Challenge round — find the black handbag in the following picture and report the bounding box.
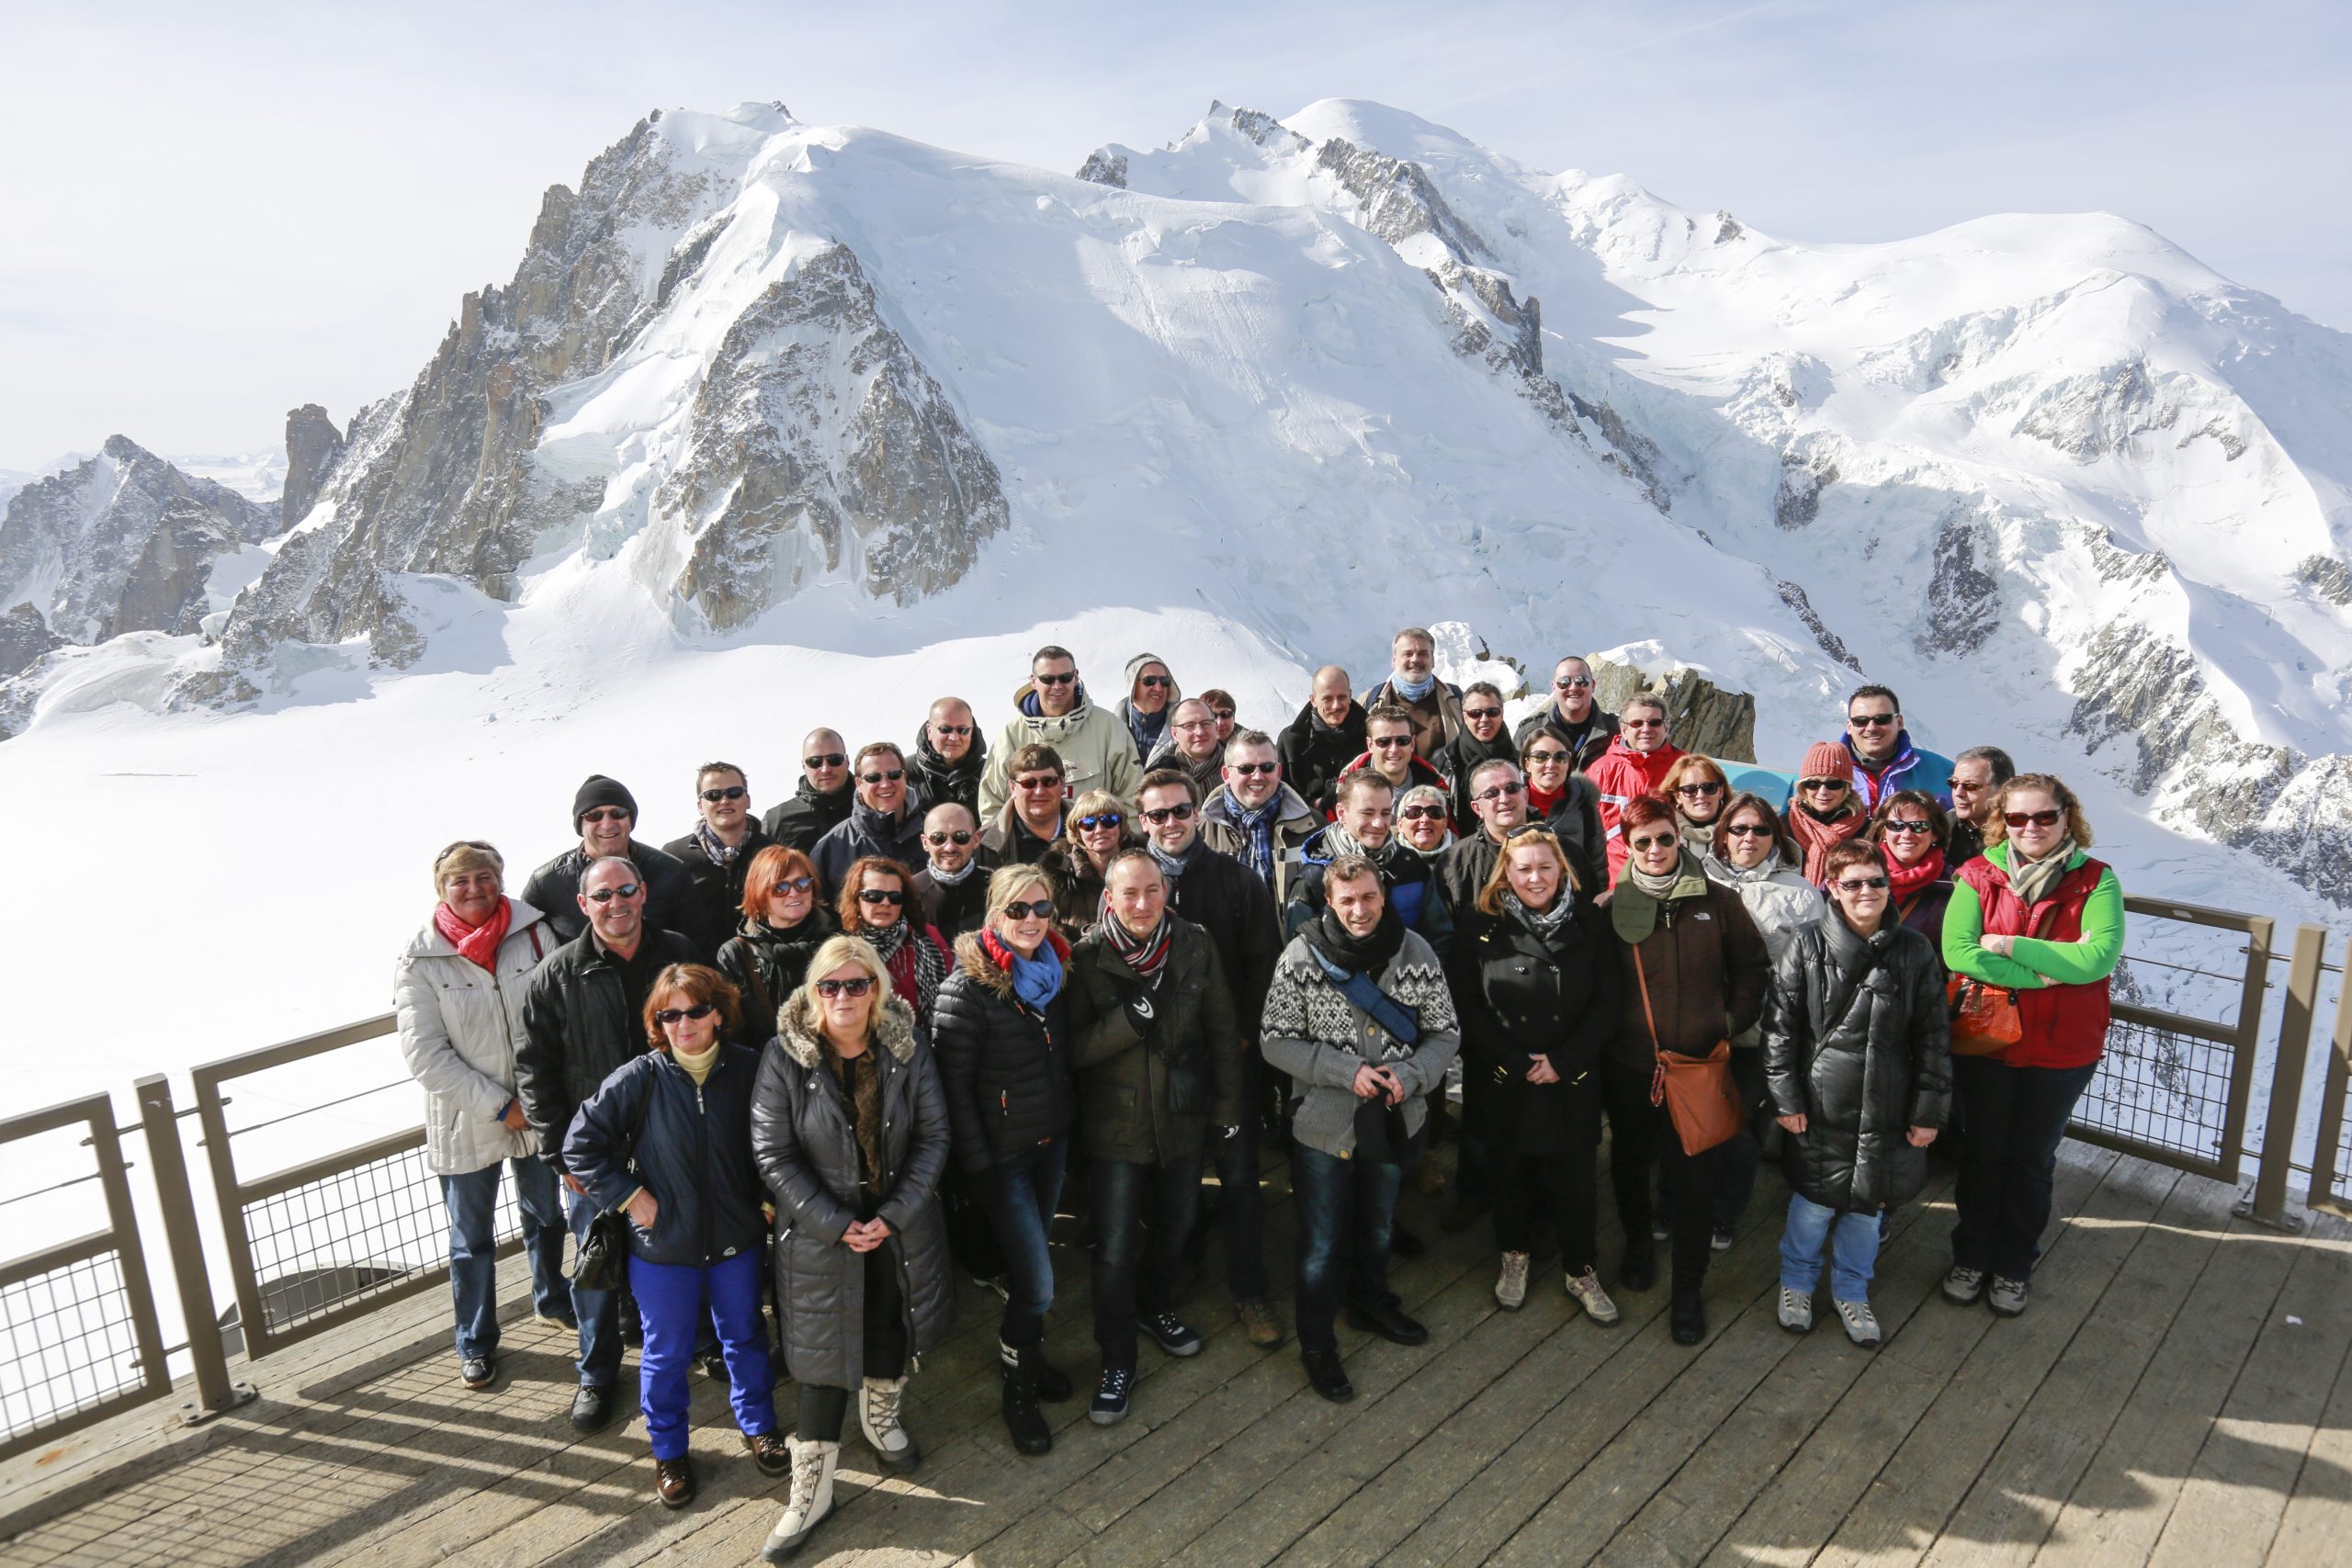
[571,1210,628,1292]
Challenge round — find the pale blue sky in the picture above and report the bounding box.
[2,0,2344,471]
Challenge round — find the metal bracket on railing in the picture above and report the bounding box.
[134,1076,258,1423]
[2235,925,2328,1232]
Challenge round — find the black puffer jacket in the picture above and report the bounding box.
[1278,699,1366,818]
[1450,899,1620,1154]
[752,990,956,1388]
[515,928,697,1170]
[763,777,854,852]
[930,932,1075,1173]
[562,1043,768,1268]
[910,724,986,817]
[661,823,775,957]
[521,840,712,957]
[1762,916,1952,1213]
[811,801,929,896]
[715,908,842,1044]
[1063,915,1243,1165]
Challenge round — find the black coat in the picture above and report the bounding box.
[562,1043,768,1267]
[1440,728,1519,827]
[810,801,928,895]
[516,927,698,1171]
[909,726,987,818]
[930,934,1076,1173]
[1278,700,1366,818]
[915,859,995,939]
[1451,901,1620,1153]
[1285,830,1453,956]
[763,777,854,852]
[715,907,842,1044]
[660,823,774,958]
[1512,706,1621,773]
[1163,840,1283,1044]
[521,839,712,959]
[1761,917,1952,1213]
[1436,787,1605,930]
[1063,916,1244,1165]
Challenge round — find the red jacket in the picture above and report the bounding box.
[1951,852,2118,1069]
[1588,737,1686,878]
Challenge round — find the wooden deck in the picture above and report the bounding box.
[4,1140,2348,1567]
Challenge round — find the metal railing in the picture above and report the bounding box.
[0,1096,168,1461]
[2300,931,2352,1222]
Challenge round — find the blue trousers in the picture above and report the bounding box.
[986,1139,1068,1348]
[563,1185,626,1387]
[439,1156,566,1361]
[1779,1192,1883,1303]
[1093,1154,1204,1371]
[1292,1138,1413,1356]
[629,1250,776,1461]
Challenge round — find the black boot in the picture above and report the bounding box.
[1669,1291,1706,1346]
[999,1342,1052,1455]
[1620,1239,1657,1292]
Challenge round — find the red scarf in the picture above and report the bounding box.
[979,926,1071,971]
[1885,847,1948,901]
[1527,782,1565,818]
[435,897,513,972]
[1785,805,1865,886]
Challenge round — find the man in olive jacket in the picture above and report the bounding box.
[1064,851,1244,1422]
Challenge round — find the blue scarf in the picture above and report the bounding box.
[1232,796,1279,885]
[1010,945,1063,1010]
[1390,670,1437,703]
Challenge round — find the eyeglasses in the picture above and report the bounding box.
[1525,749,1570,766]
[1229,761,1278,776]
[932,723,973,737]
[581,807,631,824]
[1136,674,1173,689]
[654,1002,717,1025]
[1370,735,1414,750]
[1475,780,1525,802]
[772,875,816,895]
[857,888,906,906]
[1140,803,1196,824]
[2004,809,2064,829]
[1800,779,1849,793]
[1035,671,1078,686]
[1627,833,1679,852]
[1399,805,1447,821]
[924,830,974,847]
[699,784,747,803]
[1881,819,1933,836]
[1002,898,1056,920]
[1554,677,1593,690]
[1463,706,1503,721]
[1849,713,1899,729]
[804,752,847,770]
[1076,813,1125,831]
[434,838,496,867]
[1834,875,1891,893]
[815,977,875,998]
[858,768,906,784]
[1676,781,1724,798]
[583,882,642,902]
[1174,717,1216,730]
[1015,774,1064,792]
[1623,718,1665,729]
[1724,823,1773,839]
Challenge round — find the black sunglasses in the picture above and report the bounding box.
[1369,735,1414,749]
[804,752,847,770]
[1849,713,1899,728]
[1136,674,1173,689]
[857,888,906,906]
[2004,809,2064,828]
[1035,671,1078,685]
[581,807,631,824]
[699,784,747,803]
[815,977,875,998]
[1834,875,1891,892]
[925,829,975,846]
[1554,677,1593,689]
[932,723,973,737]
[1525,749,1570,766]
[1002,898,1056,920]
[1881,819,1933,835]
[1626,833,1679,852]
[1140,803,1196,824]
[1014,774,1064,792]
[1724,823,1773,839]
[654,1002,716,1025]
[859,768,906,784]
[1675,781,1724,798]
[1230,761,1278,776]
[1462,706,1503,721]
[1475,780,1525,802]
[1076,813,1125,830]
[1399,805,1447,821]
[582,882,642,902]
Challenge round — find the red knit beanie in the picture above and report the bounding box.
[1798,741,1852,784]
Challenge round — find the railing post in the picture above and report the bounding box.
[2239,925,2326,1231]
[134,1075,257,1422]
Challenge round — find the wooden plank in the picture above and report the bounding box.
[2267,1224,2352,1567]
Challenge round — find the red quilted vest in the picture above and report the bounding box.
[1955,853,2112,1070]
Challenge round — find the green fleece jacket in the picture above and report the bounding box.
[1942,842,2124,988]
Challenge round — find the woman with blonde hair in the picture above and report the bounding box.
[1040,789,1136,941]
[751,934,954,1557]
[1659,754,1732,855]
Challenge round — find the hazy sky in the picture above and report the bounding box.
[3,0,2345,472]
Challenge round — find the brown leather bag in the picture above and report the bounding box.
[1634,947,1743,1156]
[1947,903,2059,1057]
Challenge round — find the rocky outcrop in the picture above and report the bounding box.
[1919,510,2002,656]
[1316,136,1490,260]
[0,436,277,645]
[1589,658,1758,762]
[2295,553,2352,606]
[1773,448,1837,530]
[659,243,1009,626]
[1773,577,1864,672]
[1075,151,1127,187]
[279,404,345,527]
[0,603,59,678]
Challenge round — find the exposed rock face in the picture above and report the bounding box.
[0,436,277,644]
[1075,151,1127,187]
[1919,510,2002,656]
[1589,657,1758,762]
[659,243,1009,626]
[1316,136,1490,260]
[1773,448,1837,530]
[1773,577,1863,672]
[279,404,345,526]
[0,603,59,678]
[2296,553,2352,606]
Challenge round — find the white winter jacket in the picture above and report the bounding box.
[1703,852,1826,1046]
[395,898,556,1176]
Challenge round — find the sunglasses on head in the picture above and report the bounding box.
[583,882,641,902]
[435,838,496,867]
[804,752,847,770]
[1476,779,1526,801]
[1035,671,1078,686]
[1015,774,1064,792]
[925,829,974,847]
[1834,874,1891,893]
[1676,781,1723,798]
[1229,761,1278,776]
[2004,808,2064,829]
[1463,705,1503,721]
[859,768,906,784]
[815,977,875,998]
[858,888,906,906]
[1370,735,1414,749]
[1525,749,1570,766]
[1627,832,1679,852]
[1076,812,1124,831]
[654,1002,716,1025]
[699,784,746,803]
[581,807,631,824]
[1881,819,1932,836]
[1002,898,1055,920]
[1399,805,1447,821]
[1140,803,1196,824]
[1849,713,1899,729]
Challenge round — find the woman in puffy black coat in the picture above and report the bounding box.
[716,845,841,1043]
[1449,826,1621,1325]
[563,964,781,1511]
[1762,840,1951,1350]
[929,863,1076,1457]
[749,933,953,1559]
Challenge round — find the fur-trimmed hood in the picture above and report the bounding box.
[952,931,1016,998]
[774,986,920,1068]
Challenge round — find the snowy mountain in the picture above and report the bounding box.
[2,98,2347,916]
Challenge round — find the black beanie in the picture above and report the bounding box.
[572,774,638,833]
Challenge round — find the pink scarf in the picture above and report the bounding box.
[435,897,513,973]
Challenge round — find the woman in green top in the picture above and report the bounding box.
[1939,773,2124,1320]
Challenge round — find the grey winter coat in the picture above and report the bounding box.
[394,898,556,1176]
[751,990,956,1388]
[1259,928,1461,1158]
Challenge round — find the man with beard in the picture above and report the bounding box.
[910,697,987,816]
[1279,666,1366,818]
[761,729,855,852]
[1358,627,1463,764]
[912,802,995,939]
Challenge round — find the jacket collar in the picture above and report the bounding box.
[775,987,919,1068]
[406,897,548,959]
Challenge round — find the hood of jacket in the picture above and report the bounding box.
[774,986,920,1068]
[1012,678,1096,728]
[913,722,986,782]
[403,897,549,960]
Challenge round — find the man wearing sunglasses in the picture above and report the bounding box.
[1358,626,1464,763]
[762,728,857,852]
[1279,665,1368,818]
[978,645,1140,819]
[1441,681,1520,828]
[1201,728,1321,906]
[516,855,698,1432]
[1840,684,1954,814]
[913,803,997,940]
[1514,656,1621,773]
[1338,704,1448,808]
[1438,757,1533,918]
[522,773,711,958]
[1586,695,1688,882]
[661,761,774,952]
[812,742,929,895]
[910,696,988,817]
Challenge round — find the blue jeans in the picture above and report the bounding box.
[1779,1191,1883,1303]
[1291,1139,1412,1356]
[986,1139,1067,1348]
[563,1184,626,1387]
[1093,1154,1203,1370]
[439,1156,566,1361]
[628,1250,776,1461]
[1950,1057,2099,1280]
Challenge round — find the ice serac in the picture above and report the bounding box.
[0,436,278,644]
[662,243,1008,627]
[279,404,345,527]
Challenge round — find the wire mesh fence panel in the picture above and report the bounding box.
[0,1250,146,1450]
[2071,1017,2238,1174]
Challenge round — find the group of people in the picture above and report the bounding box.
[394,630,2124,1559]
